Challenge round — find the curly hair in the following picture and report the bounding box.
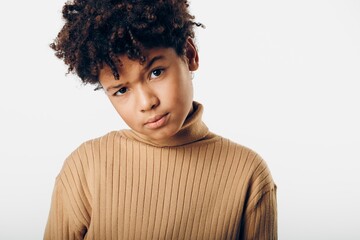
[51,0,203,85]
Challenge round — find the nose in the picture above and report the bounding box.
[138,84,159,112]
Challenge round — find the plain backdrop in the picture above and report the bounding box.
[1,0,359,239]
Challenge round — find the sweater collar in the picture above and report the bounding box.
[120,101,210,147]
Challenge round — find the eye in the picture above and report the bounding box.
[114,87,128,96]
[150,69,164,79]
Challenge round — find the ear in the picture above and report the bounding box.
[185,38,199,71]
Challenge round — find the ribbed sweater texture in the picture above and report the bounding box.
[44,102,277,240]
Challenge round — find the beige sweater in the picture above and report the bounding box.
[44,102,277,240]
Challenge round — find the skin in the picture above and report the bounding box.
[99,38,199,145]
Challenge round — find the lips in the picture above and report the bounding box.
[144,113,169,129]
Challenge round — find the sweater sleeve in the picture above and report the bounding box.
[44,145,91,240]
[239,155,278,240]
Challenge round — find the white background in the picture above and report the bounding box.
[0,0,359,239]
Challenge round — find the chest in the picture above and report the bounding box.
[85,145,248,239]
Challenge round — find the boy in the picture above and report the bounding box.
[45,0,277,239]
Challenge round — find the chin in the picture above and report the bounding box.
[153,126,179,140]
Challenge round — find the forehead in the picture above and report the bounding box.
[99,47,179,79]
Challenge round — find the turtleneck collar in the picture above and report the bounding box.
[119,101,213,147]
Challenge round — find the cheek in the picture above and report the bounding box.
[162,77,193,102]
[110,100,122,115]
[118,109,139,129]
[176,79,193,102]
[110,99,134,124]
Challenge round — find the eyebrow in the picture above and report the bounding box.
[143,55,165,72]
[105,83,124,92]
[104,54,165,92]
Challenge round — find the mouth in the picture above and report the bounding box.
[144,113,169,129]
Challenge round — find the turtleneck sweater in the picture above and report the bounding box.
[44,102,277,240]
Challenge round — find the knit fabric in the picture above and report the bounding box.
[44,102,277,240]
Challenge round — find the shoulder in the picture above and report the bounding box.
[80,130,125,148]
[70,130,131,154]
[215,135,276,192]
[57,130,127,174]
[224,138,277,210]
[213,135,265,163]
[219,137,277,212]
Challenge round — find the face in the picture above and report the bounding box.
[99,39,199,145]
